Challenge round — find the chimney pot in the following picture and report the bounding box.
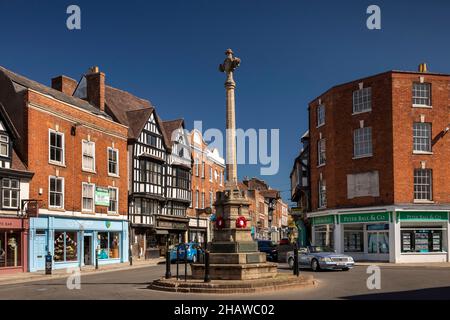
[419,63,428,73]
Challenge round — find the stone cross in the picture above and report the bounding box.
[219,49,241,185]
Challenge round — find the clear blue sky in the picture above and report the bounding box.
[1,0,450,204]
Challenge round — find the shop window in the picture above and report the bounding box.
[2,178,19,209]
[0,134,9,157]
[54,231,78,262]
[401,229,443,253]
[344,226,364,252]
[314,225,334,249]
[0,231,22,268]
[97,232,120,259]
[367,224,389,254]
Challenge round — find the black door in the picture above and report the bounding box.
[84,236,92,265]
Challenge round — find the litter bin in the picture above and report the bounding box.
[45,252,52,275]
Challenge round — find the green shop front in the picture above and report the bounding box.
[309,209,450,263]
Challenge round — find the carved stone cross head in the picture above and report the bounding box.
[219,49,240,84]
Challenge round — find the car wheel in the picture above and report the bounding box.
[342,267,350,271]
[311,259,320,272]
[288,257,294,270]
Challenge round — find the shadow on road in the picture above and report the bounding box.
[343,286,450,300]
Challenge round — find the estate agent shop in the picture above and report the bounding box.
[308,207,450,263]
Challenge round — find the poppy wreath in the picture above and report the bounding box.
[236,216,247,228]
[216,216,225,229]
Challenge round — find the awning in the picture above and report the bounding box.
[155,230,169,235]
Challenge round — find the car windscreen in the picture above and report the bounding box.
[309,246,333,253]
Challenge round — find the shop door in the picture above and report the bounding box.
[84,236,92,265]
[34,233,46,271]
[367,231,390,260]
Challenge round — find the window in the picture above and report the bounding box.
[317,105,325,127]
[414,169,432,201]
[318,179,327,208]
[97,232,120,259]
[413,82,431,106]
[49,177,64,209]
[401,229,443,253]
[0,134,9,157]
[2,179,19,209]
[201,162,205,178]
[82,140,95,172]
[220,171,223,185]
[82,183,95,212]
[139,160,163,185]
[317,139,326,166]
[146,133,158,147]
[353,87,372,113]
[53,231,78,262]
[209,191,213,207]
[107,148,119,176]
[413,123,432,153]
[195,158,199,176]
[49,130,64,164]
[314,225,334,249]
[0,231,22,267]
[209,166,213,182]
[108,187,118,214]
[201,192,205,209]
[354,127,372,158]
[195,190,199,208]
[344,225,364,252]
[172,168,190,190]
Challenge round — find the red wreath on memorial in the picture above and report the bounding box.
[236,216,247,228]
[216,216,225,229]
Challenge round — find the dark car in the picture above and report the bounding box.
[257,240,278,262]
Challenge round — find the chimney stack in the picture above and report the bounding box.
[85,66,105,112]
[419,63,428,73]
[51,75,78,96]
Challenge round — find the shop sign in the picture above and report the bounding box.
[291,207,303,215]
[158,221,187,230]
[311,215,335,226]
[0,218,22,229]
[95,187,110,206]
[339,212,389,224]
[399,212,448,221]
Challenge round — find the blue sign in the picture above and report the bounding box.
[209,214,216,222]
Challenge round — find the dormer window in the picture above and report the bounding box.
[0,134,8,157]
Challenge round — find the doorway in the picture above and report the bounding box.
[366,224,390,261]
[84,236,92,266]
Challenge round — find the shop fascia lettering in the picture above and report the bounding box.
[399,212,448,221]
[339,212,389,224]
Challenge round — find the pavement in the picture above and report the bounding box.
[1,262,450,299]
[0,257,165,286]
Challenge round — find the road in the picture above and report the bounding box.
[1,263,450,300]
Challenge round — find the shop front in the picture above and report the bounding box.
[0,217,28,273]
[309,209,450,263]
[150,215,188,256]
[188,217,208,244]
[28,216,129,272]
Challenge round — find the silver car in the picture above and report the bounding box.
[286,246,354,271]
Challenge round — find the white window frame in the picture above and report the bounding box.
[48,129,65,166]
[209,191,213,207]
[82,140,96,172]
[195,158,199,177]
[49,176,64,209]
[318,179,327,209]
[413,122,432,153]
[82,182,95,213]
[2,178,19,209]
[195,190,199,209]
[412,82,432,107]
[0,134,9,158]
[107,147,119,176]
[353,127,373,158]
[317,105,325,127]
[201,192,205,209]
[209,166,213,182]
[107,186,119,215]
[317,139,326,166]
[414,169,433,202]
[353,87,372,114]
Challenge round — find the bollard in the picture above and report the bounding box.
[176,245,180,280]
[293,245,299,277]
[165,249,172,279]
[184,243,188,282]
[204,250,211,283]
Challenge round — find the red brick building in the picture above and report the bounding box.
[187,129,225,243]
[307,65,450,263]
[0,66,130,271]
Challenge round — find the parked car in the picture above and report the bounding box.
[169,242,203,263]
[286,246,354,271]
[257,240,278,262]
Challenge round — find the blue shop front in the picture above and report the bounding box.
[28,216,129,272]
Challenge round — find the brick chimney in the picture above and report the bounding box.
[51,75,78,96]
[85,66,105,112]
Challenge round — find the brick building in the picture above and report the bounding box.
[307,65,450,263]
[0,66,130,272]
[187,129,225,243]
